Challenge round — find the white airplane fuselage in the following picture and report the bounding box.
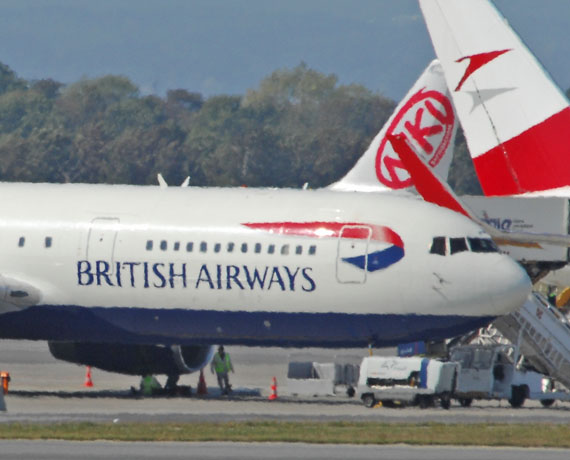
[0,183,530,347]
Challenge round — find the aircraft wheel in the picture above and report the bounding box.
[540,399,555,407]
[458,398,472,407]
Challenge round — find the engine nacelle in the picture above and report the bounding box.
[48,341,215,376]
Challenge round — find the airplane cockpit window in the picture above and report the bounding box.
[146,240,153,251]
[450,237,468,255]
[468,237,499,253]
[429,236,446,256]
[18,237,25,248]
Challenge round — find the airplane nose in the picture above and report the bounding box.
[489,256,532,316]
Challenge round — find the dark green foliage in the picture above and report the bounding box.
[0,60,484,191]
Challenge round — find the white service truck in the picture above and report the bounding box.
[357,356,458,409]
[450,344,559,407]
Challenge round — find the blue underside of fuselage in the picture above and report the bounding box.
[0,305,496,348]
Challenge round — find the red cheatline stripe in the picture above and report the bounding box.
[474,107,570,196]
[242,222,404,248]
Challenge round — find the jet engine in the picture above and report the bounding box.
[48,342,215,376]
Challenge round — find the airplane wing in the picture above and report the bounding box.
[387,134,570,248]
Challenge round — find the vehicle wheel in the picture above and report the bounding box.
[458,398,472,407]
[508,386,526,408]
[346,386,355,398]
[540,399,555,408]
[362,394,376,408]
[418,395,433,409]
[440,394,451,410]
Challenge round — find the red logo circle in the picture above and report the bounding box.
[375,88,454,189]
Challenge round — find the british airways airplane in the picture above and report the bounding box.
[0,60,531,378]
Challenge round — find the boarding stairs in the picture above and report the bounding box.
[491,292,570,389]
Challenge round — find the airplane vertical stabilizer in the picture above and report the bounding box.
[420,0,570,196]
[329,60,457,192]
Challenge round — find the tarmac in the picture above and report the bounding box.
[1,339,570,424]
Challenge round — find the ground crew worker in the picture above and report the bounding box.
[210,345,234,395]
[140,374,162,396]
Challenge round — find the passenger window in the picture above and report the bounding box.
[450,237,468,255]
[160,240,167,251]
[214,243,221,253]
[429,236,446,256]
[186,242,194,252]
[18,237,25,248]
[227,242,235,253]
[45,237,52,248]
[308,245,316,255]
[254,243,262,254]
[241,243,248,253]
[267,244,275,254]
[200,242,207,253]
[295,245,302,255]
[146,240,153,251]
[173,242,180,251]
[281,244,289,255]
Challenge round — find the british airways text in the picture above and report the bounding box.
[77,260,316,292]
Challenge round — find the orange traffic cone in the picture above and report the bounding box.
[197,369,208,395]
[0,372,10,395]
[268,376,278,400]
[83,366,94,388]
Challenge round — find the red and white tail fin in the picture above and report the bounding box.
[329,60,457,192]
[420,0,570,196]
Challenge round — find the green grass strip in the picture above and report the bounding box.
[1,422,570,447]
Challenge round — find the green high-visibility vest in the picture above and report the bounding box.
[213,352,231,373]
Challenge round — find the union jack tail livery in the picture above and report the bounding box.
[420,0,570,196]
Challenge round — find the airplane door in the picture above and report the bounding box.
[336,225,371,283]
[86,217,120,268]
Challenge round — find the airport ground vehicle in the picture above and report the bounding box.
[450,344,560,408]
[357,356,458,409]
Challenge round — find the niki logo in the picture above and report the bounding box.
[375,88,454,189]
[454,49,511,91]
[244,221,405,272]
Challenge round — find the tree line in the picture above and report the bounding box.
[4,60,554,194]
